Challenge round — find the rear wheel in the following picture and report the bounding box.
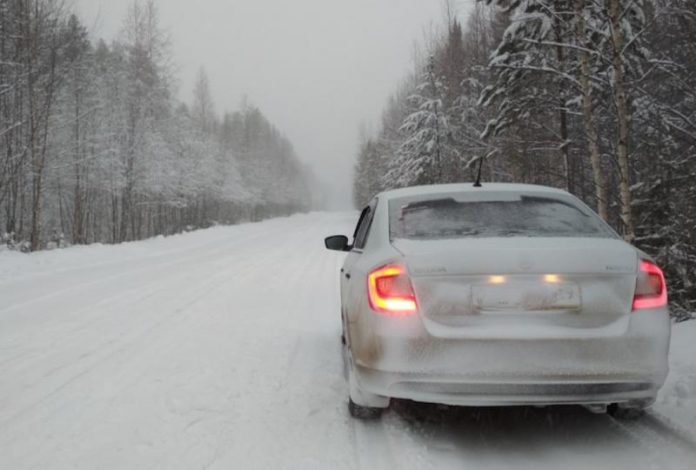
[348,398,384,419]
[346,352,389,419]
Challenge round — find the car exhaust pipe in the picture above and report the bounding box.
[584,404,608,414]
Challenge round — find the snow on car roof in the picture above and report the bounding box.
[378,183,569,200]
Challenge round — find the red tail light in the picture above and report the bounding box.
[632,260,667,311]
[367,265,417,315]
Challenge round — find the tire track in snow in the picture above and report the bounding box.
[0,223,292,432]
[0,224,285,377]
[0,253,257,431]
[607,412,696,468]
[0,215,353,469]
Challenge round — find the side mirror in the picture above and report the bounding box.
[325,235,351,252]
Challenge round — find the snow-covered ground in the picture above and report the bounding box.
[1,212,695,469]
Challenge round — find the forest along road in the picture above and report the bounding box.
[1,213,695,469]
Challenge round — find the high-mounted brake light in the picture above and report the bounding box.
[632,261,667,311]
[367,265,417,315]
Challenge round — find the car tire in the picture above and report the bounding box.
[348,398,384,419]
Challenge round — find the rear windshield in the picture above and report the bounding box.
[389,193,616,240]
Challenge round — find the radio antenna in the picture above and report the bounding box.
[474,156,484,187]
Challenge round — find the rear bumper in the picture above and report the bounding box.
[354,365,660,407]
[349,309,670,407]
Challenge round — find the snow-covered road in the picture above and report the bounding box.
[1,213,695,469]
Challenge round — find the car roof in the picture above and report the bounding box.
[377,183,569,201]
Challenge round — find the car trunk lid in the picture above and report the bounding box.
[392,237,638,338]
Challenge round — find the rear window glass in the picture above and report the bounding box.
[389,193,616,240]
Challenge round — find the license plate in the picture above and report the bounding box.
[473,282,581,312]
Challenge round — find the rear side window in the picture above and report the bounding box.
[389,193,616,240]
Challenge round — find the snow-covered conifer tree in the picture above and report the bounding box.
[388,56,458,187]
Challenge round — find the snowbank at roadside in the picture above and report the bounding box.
[0,213,334,284]
[655,319,696,436]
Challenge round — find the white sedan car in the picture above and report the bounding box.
[325,183,670,419]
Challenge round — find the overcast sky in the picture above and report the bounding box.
[73,0,471,209]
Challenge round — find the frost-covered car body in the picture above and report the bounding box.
[325,183,670,417]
